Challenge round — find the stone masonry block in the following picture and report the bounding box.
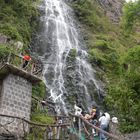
[0,74,33,137]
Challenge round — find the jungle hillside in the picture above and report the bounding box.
[71,0,140,133]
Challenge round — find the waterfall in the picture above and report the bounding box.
[32,0,104,114]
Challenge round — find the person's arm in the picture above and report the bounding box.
[90,112,96,119]
[99,116,102,122]
[79,108,82,114]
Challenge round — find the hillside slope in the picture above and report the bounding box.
[71,0,140,133]
[0,0,140,135]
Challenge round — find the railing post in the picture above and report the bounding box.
[44,128,47,140]
[7,52,11,64]
[78,118,81,140]
[56,126,61,139]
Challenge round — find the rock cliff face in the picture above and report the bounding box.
[97,0,124,22]
[68,0,124,23]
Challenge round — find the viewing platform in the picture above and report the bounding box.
[0,53,43,138]
[0,53,42,84]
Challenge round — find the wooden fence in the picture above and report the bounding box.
[0,53,43,77]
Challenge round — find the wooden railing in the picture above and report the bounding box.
[0,53,43,77]
[0,114,71,140]
[25,94,121,139]
[69,113,120,140]
[0,113,120,140]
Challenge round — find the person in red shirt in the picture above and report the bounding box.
[22,54,31,69]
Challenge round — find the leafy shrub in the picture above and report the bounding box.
[0,0,39,46]
[31,113,54,124]
[32,82,46,99]
[71,0,111,32]
[121,0,140,33]
[72,0,140,133]
[123,45,140,65]
[0,44,10,58]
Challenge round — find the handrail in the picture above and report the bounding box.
[0,113,120,139]
[69,112,120,140]
[0,114,70,127]
[0,53,43,77]
[0,113,71,139]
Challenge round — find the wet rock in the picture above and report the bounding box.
[0,34,10,44]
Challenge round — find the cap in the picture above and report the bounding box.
[92,109,96,112]
[112,117,118,124]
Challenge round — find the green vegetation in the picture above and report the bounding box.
[0,44,10,58]
[71,0,140,133]
[31,113,54,124]
[0,0,40,46]
[0,1,55,139]
[71,0,112,33]
[32,81,54,124]
[0,0,140,135]
[32,82,46,99]
[26,81,54,139]
[121,0,140,33]
[0,0,54,128]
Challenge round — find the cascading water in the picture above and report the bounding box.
[32,0,104,114]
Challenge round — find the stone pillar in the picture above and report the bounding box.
[0,74,32,138]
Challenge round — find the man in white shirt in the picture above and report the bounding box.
[104,112,110,125]
[104,112,110,132]
[74,104,82,116]
[99,113,108,140]
[73,104,82,129]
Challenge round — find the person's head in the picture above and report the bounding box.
[92,103,97,108]
[92,106,96,109]
[112,117,118,124]
[90,108,96,115]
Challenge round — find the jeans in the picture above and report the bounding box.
[100,124,107,140]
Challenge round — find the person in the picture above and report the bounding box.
[83,108,98,137]
[74,104,82,116]
[83,113,92,138]
[99,113,108,140]
[73,103,82,129]
[111,117,118,124]
[90,108,98,136]
[41,99,46,111]
[22,54,31,69]
[104,112,110,125]
[84,114,91,120]
[104,112,110,132]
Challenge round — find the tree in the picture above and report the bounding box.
[122,0,140,32]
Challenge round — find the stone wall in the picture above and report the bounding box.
[0,74,32,138]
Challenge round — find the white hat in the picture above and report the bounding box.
[112,117,118,124]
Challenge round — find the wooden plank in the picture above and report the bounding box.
[0,63,42,84]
